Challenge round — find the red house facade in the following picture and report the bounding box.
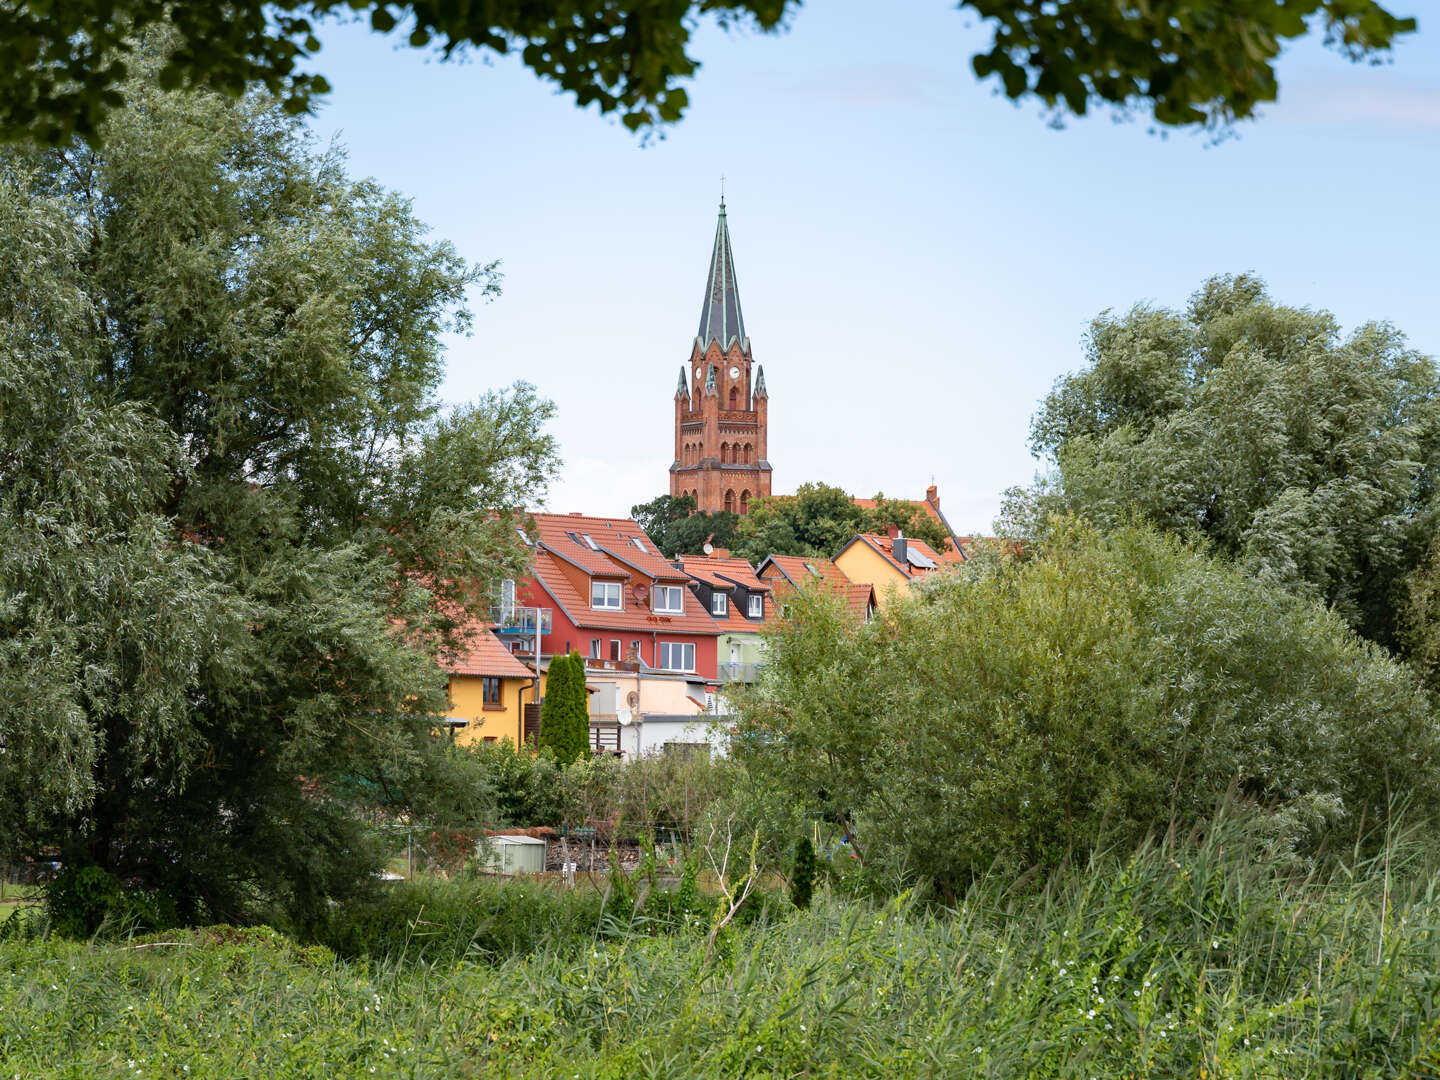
[510,512,721,683]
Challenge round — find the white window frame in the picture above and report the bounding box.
[658,641,695,672]
[653,585,684,614]
[710,592,728,616]
[748,594,763,618]
[591,580,622,610]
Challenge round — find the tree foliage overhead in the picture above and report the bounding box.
[0,51,559,923]
[0,0,1417,145]
[1009,274,1440,651]
[737,521,1440,899]
[630,493,738,559]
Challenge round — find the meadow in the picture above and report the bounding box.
[3,821,1438,1079]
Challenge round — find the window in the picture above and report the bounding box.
[748,595,763,618]
[609,639,621,661]
[591,580,622,609]
[710,592,728,616]
[631,640,642,659]
[581,533,600,551]
[653,585,684,613]
[482,677,503,708]
[658,641,695,672]
[589,639,601,659]
[630,536,648,552]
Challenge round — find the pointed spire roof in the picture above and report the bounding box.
[696,199,747,352]
[754,365,767,397]
[675,366,689,398]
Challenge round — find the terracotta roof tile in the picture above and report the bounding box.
[445,627,535,678]
[757,554,873,623]
[531,546,721,635]
[530,512,689,582]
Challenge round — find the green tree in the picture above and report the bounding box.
[0,1,1416,145]
[737,521,1440,899]
[630,493,738,559]
[732,483,870,564]
[539,652,590,765]
[1009,274,1440,651]
[0,55,558,924]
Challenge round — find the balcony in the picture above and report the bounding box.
[717,662,762,684]
[491,605,552,635]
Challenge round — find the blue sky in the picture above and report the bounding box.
[306,3,1440,534]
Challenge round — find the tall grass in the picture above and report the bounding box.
[3,818,1439,1078]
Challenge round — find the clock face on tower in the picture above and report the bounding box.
[729,366,740,379]
[694,365,702,378]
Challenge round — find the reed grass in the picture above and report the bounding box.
[3,818,1439,1078]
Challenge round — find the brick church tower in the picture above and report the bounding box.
[669,199,772,515]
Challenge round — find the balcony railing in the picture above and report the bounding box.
[718,662,762,683]
[491,605,552,635]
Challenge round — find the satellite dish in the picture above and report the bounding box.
[626,691,639,709]
[632,584,649,603]
[702,542,714,555]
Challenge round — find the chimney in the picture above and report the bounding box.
[926,484,939,507]
[886,524,901,539]
[892,535,908,566]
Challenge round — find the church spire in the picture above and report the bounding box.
[696,199,747,352]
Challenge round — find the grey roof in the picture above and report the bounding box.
[696,200,747,352]
[753,365,767,397]
[675,366,689,398]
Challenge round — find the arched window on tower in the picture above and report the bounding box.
[729,386,739,410]
[740,490,750,515]
[724,490,736,514]
[720,442,730,464]
[743,442,753,463]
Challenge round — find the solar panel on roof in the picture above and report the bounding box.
[906,547,937,569]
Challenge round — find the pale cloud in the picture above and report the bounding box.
[1270,79,1440,133]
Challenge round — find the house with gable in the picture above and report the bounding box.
[677,551,774,688]
[833,530,951,610]
[756,554,876,623]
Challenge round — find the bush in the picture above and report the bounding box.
[46,866,178,938]
[738,520,1440,898]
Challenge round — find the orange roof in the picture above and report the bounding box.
[756,555,874,623]
[678,554,768,592]
[446,627,535,678]
[840,534,949,580]
[530,512,690,583]
[530,548,721,635]
[852,489,966,562]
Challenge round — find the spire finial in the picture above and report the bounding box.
[720,174,725,209]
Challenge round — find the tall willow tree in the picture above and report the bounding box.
[1008,275,1440,651]
[0,49,558,923]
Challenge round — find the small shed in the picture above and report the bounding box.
[476,834,547,875]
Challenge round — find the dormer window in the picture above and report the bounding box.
[748,595,763,618]
[653,585,684,614]
[591,581,622,609]
[711,592,728,616]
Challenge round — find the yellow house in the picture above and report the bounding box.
[833,533,949,610]
[445,628,536,746]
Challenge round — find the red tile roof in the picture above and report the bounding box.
[530,513,690,583]
[678,555,769,592]
[530,545,721,635]
[445,628,535,678]
[756,555,875,622]
[852,489,967,562]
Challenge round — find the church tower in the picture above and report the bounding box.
[669,199,772,515]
